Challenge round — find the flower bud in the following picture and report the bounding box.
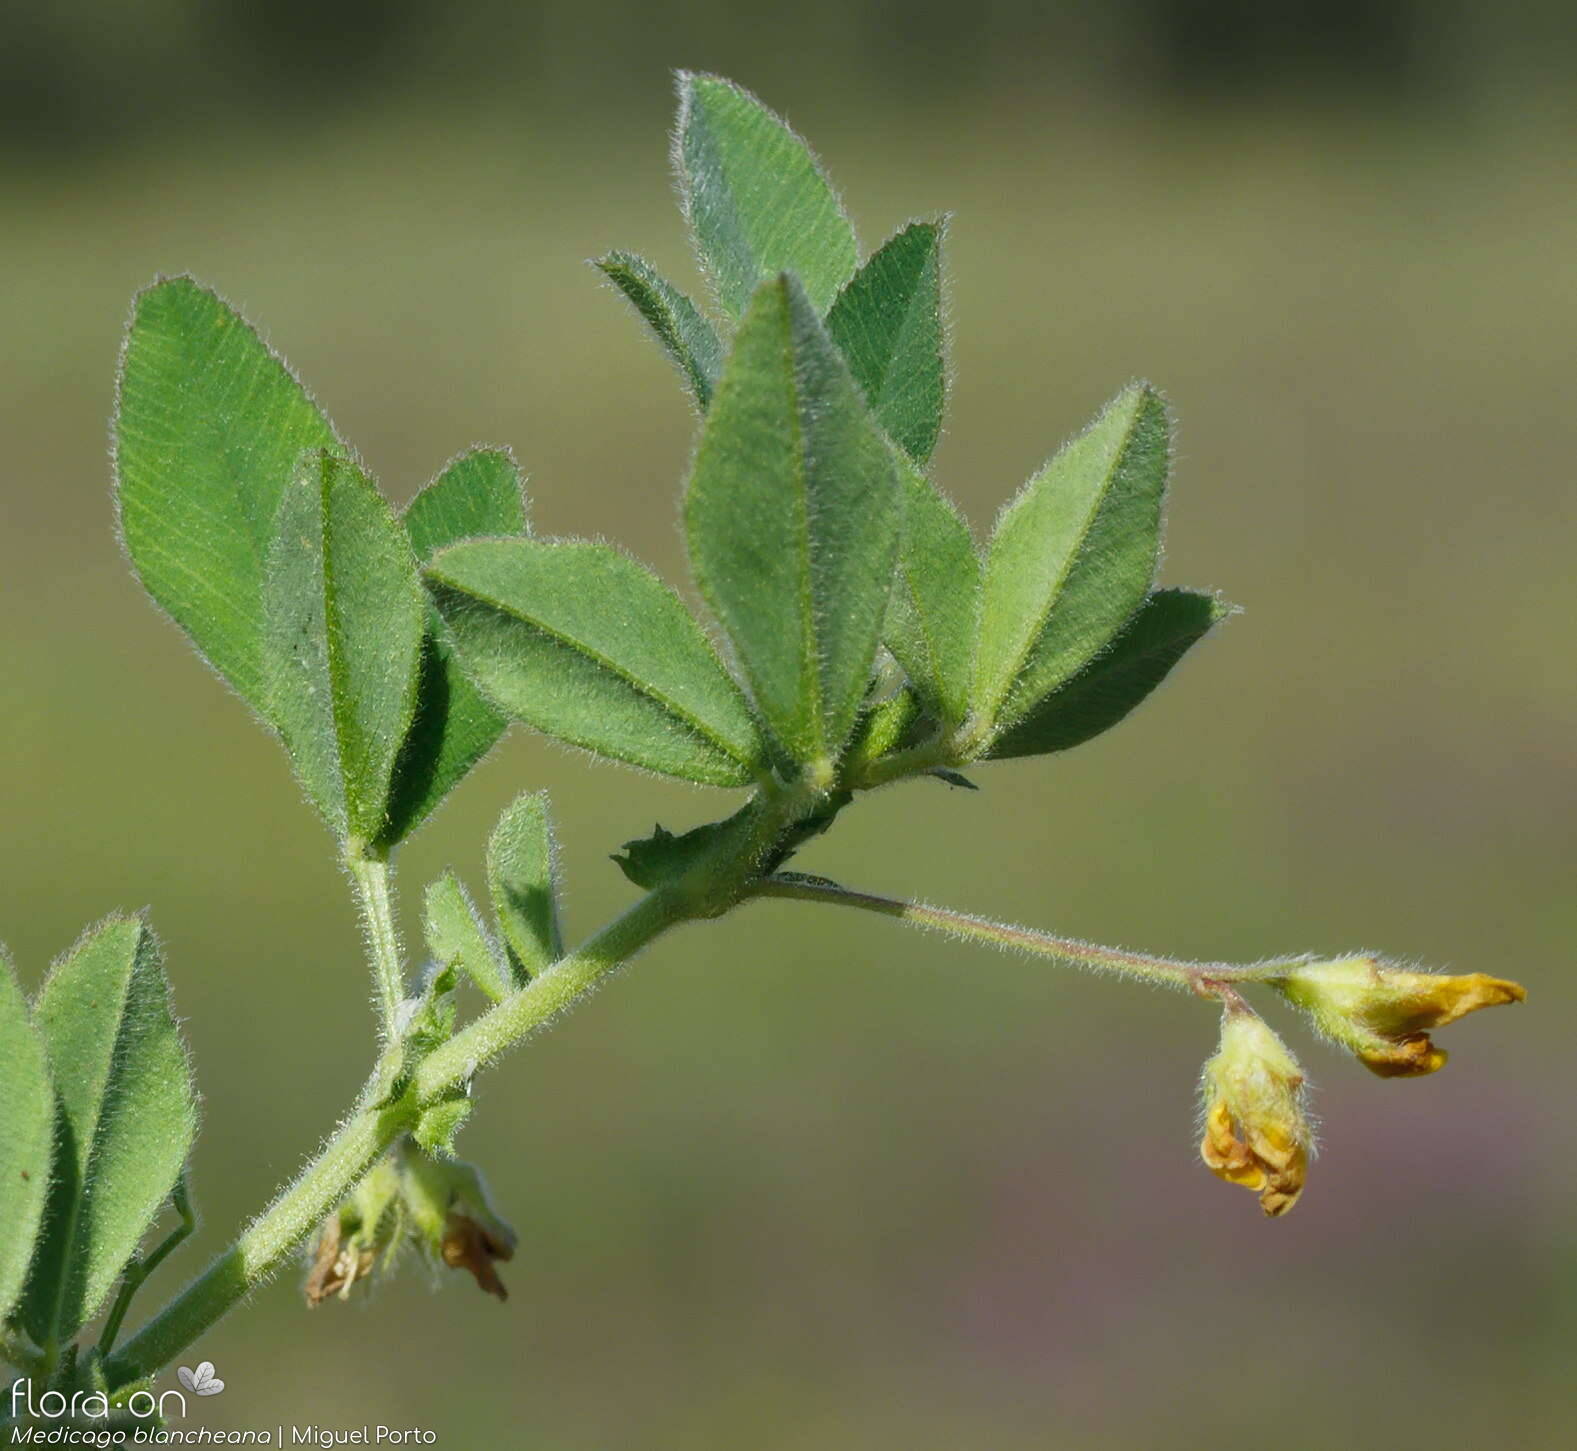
[1274,955,1525,1078]
[1200,1008,1310,1217]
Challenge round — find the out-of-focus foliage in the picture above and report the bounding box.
[7,1,1577,156]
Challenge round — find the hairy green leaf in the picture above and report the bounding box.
[382,448,531,845]
[826,220,946,462]
[413,1098,472,1157]
[264,451,428,845]
[883,457,979,728]
[975,384,1171,730]
[404,448,530,560]
[987,589,1229,759]
[0,947,52,1327]
[21,917,197,1346]
[596,251,724,408]
[427,537,764,786]
[676,71,858,317]
[487,792,562,981]
[116,276,340,714]
[686,275,903,768]
[422,872,513,1005]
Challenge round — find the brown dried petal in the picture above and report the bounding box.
[304,1217,375,1306]
[441,1211,514,1301]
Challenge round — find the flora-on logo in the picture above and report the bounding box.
[176,1361,226,1396]
[9,1377,187,1422]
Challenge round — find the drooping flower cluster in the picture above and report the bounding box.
[1193,957,1523,1215]
[305,1141,517,1305]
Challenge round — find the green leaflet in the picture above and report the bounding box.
[426,537,765,787]
[596,251,724,409]
[20,917,197,1347]
[975,384,1171,731]
[686,275,903,769]
[826,220,947,463]
[847,682,926,766]
[413,1099,472,1158]
[0,946,52,1327]
[116,276,340,715]
[675,71,859,317]
[487,792,562,981]
[264,451,428,846]
[986,589,1230,760]
[883,456,979,729]
[404,448,530,562]
[382,448,531,845]
[422,872,514,1005]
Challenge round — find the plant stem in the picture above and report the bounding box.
[846,737,957,790]
[98,784,1281,1389]
[104,785,836,1389]
[412,781,824,1101]
[751,874,1307,993]
[348,850,404,1034]
[103,886,690,1388]
[413,888,686,1100]
[103,1093,396,1387]
[97,1174,196,1357]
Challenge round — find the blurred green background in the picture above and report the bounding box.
[3,2,1573,1446]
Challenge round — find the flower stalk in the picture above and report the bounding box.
[750,873,1307,995]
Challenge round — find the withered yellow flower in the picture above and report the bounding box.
[304,1160,403,1306]
[304,1216,376,1306]
[440,1209,517,1301]
[399,1145,520,1301]
[1200,1008,1310,1217]
[1275,956,1525,1078]
[306,1147,521,1305]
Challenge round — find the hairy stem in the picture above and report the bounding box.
[103,786,832,1388]
[97,1174,196,1357]
[751,874,1307,992]
[347,851,404,1034]
[103,1092,398,1387]
[846,737,958,790]
[103,885,691,1388]
[413,888,686,1100]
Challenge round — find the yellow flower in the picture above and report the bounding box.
[1200,1008,1310,1217]
[1275,956,1525,1078]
